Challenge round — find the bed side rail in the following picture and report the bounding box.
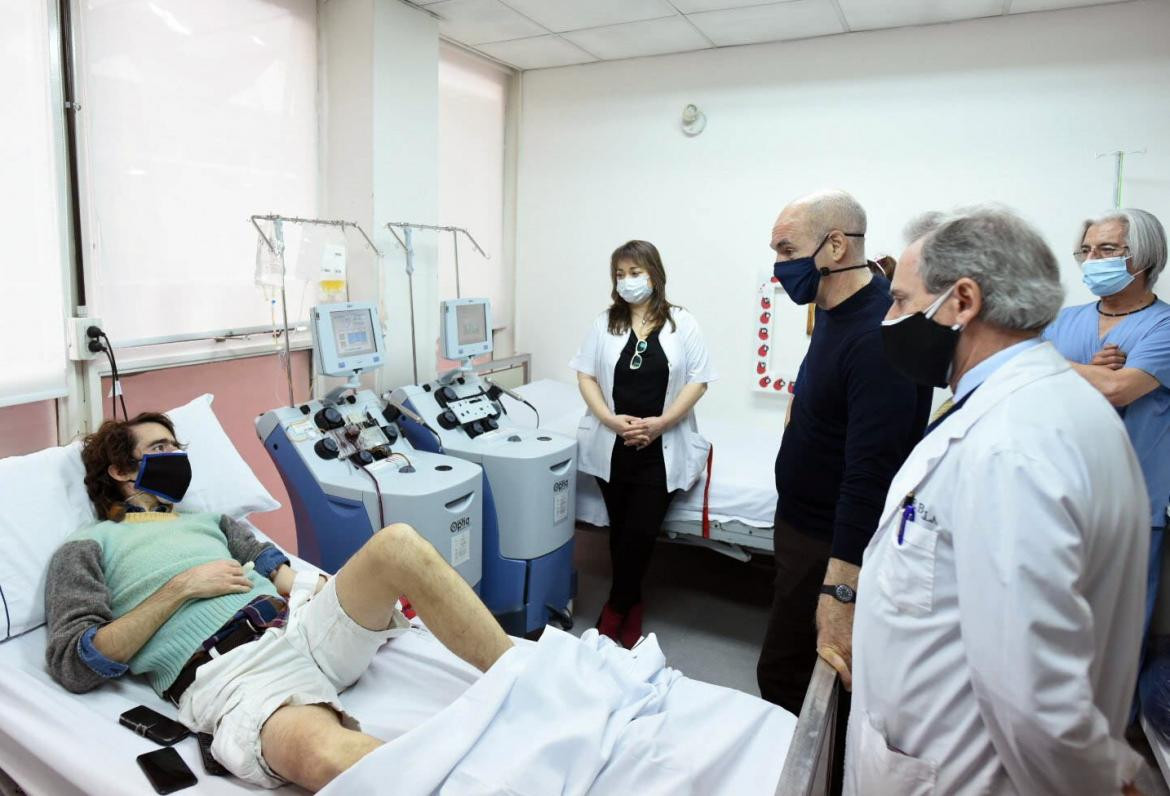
[776,658,839,796]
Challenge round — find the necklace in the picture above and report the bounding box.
[1097,294,1157,317]
[631,312,652,336]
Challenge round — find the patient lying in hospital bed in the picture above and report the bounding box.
[5,396,794,795]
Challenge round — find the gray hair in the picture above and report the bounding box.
[1079,208,1167,286]
[905,206,1065,332]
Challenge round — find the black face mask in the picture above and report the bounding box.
[133,451,193,504]
[880,286,962,388]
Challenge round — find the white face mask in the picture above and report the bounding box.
[617,274,652,304]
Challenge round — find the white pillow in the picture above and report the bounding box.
[0,441,95,640]
[168,394,279,518]
[0,393,278,640]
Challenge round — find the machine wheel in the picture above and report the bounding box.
[546,603,574,631]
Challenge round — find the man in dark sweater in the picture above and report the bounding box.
[757,190,931,783]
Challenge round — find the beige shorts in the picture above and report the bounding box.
[177,578,409,788]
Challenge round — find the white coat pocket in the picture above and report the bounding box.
[877,520,938,616]
[850,712,937,796]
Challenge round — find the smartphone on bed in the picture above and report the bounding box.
[137,747,197,794]
[119,705,190,745]
[197,732,230,777]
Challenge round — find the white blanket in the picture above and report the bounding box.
[324,628,793,796]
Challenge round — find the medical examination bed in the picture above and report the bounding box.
[512,380,779,560]
[0,394,827,795]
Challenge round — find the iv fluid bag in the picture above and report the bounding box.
[254,233,283,289]
[319,241,347,300]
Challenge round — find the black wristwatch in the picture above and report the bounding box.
[820,584,856,604]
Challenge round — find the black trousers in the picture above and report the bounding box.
[757,515,850,795]
[595,476,677,612]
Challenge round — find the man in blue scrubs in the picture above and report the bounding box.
[1044,208,1170,673]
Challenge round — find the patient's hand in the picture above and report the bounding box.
[173,560,254,600]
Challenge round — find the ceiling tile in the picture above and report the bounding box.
[562,16,711,60]
[670,0,785,11]
[1008,0,1130,13]
[837,0,1003,31]
[476,35,599,68]
[429,0,548,45]
[501,0,679,33]
[688,1,844,46]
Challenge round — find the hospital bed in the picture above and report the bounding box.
[0,393,831,795]
[512,379,778,560]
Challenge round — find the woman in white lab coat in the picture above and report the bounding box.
[570,240,717,648]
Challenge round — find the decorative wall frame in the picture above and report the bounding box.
[752,276,798,395]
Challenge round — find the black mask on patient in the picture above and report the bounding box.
[133,451,193,504]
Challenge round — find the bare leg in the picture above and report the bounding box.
[334,522,513,672]
[260,704,382,792]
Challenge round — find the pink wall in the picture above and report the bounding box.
[102,352,311,553]
[0,400,58,458]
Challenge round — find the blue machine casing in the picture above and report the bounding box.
[257,393,484,589]
[399,408,575,635]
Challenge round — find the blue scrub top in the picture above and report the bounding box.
[1044,299,1170,528]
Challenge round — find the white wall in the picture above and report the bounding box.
[320,0,440,389]
[438,44,512,356]
[513,0,1170,431]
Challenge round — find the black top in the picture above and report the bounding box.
[609,329,669,486]
[774,275,931,565]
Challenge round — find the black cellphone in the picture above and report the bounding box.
[119,705,191,745]
[136,747,197,794]
[197,732,230,777]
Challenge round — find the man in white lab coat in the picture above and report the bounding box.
[845,206,1149,795]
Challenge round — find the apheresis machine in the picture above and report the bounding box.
[256,302,484,585]
[393,298,578,636]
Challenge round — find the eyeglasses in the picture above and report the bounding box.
[1073,244,1129,264]
[630,339,648,370]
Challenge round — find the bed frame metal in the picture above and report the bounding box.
[776,658,839,796]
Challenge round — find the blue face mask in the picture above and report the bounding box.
[773,232,867,305]
[1081,256,1147,297]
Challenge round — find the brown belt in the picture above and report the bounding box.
[163,618,266,706]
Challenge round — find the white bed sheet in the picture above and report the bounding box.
[512,380,779,529]
[0,546,791,795]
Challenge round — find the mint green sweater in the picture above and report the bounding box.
[47,512,280,695]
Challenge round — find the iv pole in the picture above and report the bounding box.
[384,221,489,384]
[250,214,383,407]
[1096,149,1147,209]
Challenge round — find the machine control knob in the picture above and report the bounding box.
[507,435,522,442]
[314,437,340,460]
[351,449,375,466]
[438,410,459,430]
[382,404,401,423]
[381,425,399,444]
[484,417,499,431]
[344,424,361,441]
[441,386,459,403]
[314,407,344,431]
[470,421,485,435]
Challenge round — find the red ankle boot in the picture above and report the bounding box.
[619,603,644,650]
[596,602,625,642]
